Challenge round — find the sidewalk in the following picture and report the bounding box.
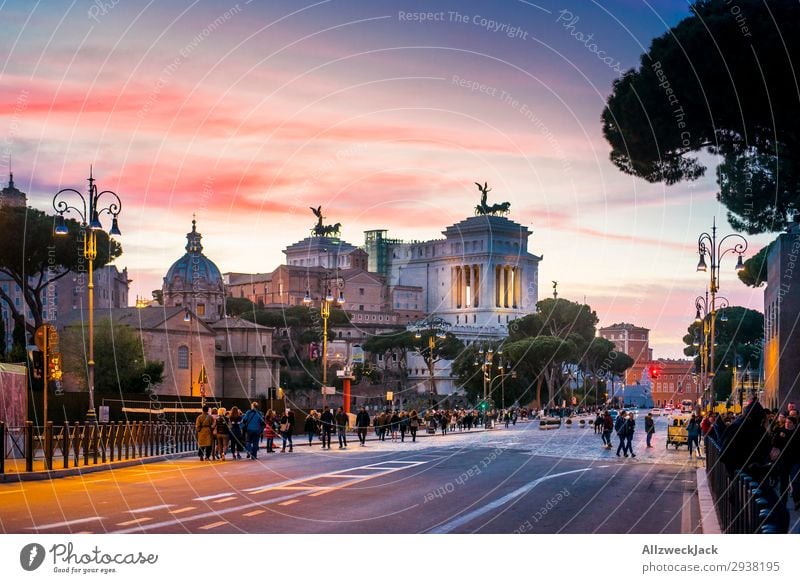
[1,420,518,482]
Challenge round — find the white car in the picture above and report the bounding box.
[662,408,673,416]
[650,408,662,417]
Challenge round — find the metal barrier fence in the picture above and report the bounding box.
[704,436,789,533]
[0,420,198,474]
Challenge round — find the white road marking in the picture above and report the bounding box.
[278,499,299,506]
[30,517,104,530]
[194,492,235,501]
[0,489,22,495]
[116,517,152,526]
[215,496,238,504]
[127,504,174,513]
[199,521,228,530]
[428,468,593,534]
[168,506,196,515]
[243,510,265,517]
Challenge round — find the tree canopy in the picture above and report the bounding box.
[737,241,772,287]
[602,0,800,233]
[0,206,122,338]
[62,318,164,394]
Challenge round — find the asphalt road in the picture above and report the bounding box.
[0,421,701,534]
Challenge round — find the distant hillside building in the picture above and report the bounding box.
[763,216,800,410]
[599,322,652,384]
[0,174,26,208]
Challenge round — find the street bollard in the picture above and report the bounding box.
[63,421,70,469]
[24,421,33,472]
[44,421,53,471]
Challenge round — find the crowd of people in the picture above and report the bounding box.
[195,402,532,459]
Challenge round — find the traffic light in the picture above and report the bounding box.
[648,364,662,380]
[27,347,44,380]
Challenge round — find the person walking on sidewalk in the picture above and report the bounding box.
[229,406,244,459]
[280,409,294,453]
[195,405,215,461]
[215,408,231,461]
[241,402,266,460]
[644,412,655,448]
[356,406,370,446]
[624,412,636,458]
[601,410,613,448]
[687,414,701,459]
[264,411,277,453]
[320,408,334,450]
[409,410,420,442]
[335,406,349,449]
[304,411,319,446]
[615,411,627,457]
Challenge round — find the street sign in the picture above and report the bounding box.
[386,391,394,401]
[351,345,364,364]
[321,386,336,395]
[34,324,58,351]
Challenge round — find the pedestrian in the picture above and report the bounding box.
[375,411,386,441]
[399,411,409,442]
[335,406,349,449]
[644,412,655,448]
[195,405,215,461]
[356,406,370,446]
[241,402,266,460]
[320,408,334,449]
[305,410,319,446]
[602,410,613,448]
[280,409,294,453]
[264,410,277,453]
[409,410,420,442]
[771,416,799,509]
[615,411,628,457]
[390,410,400,441]
[624,412,636,458]
[229,406,244,459]
[210,407,220,459]
[215,407,231,461]
[686,414,701,459]
[595,412,603,435]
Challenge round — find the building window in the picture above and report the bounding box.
[359,288,364,296]
[178,346,189,369]
[197,304,206,316]
[359,305,364,311]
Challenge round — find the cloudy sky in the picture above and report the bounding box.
[0,0,772,357]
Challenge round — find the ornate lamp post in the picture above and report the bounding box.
[303,276,344,410]
[53,169,122,422]
[694,290,729,407]
[696,218,747,392]
[412,316,449,410]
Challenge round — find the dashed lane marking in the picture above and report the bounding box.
[215,496,238,504]
[194,492,235,501]
[199,521,228,530]
[243,510,265,517]
[128,504,174,513]
[116,517,152,526]
[168,506,195,515]
[278,500,299,506]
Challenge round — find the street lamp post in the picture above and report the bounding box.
[53,169,122,423]
[304,278,344,411]
[411,316,449,410]
[696,218,747,403]
[694,290,729,407]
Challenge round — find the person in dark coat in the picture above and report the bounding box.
[320,408,334,450]
[644,412,655,448]
[355,406,371,446]
[304,411,319,446]
[602,411,613,448]
[335,407,349,449]
[229,406,244,459]
[615,412,628,457]
[624,413,636,458]
[721,400,771,481]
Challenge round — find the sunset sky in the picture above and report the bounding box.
[0,0,773,358]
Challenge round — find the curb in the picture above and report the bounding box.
[1,422,526,482]
[0,451,196,483]
[696,467,722,534]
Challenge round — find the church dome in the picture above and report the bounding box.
[162,219,225,321]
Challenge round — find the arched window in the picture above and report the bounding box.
[178,346,189,369]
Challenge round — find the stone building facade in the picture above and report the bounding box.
[763,217,800,410]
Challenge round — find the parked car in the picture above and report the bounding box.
[650,408,662,417]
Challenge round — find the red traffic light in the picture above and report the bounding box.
[648,364,662,380]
